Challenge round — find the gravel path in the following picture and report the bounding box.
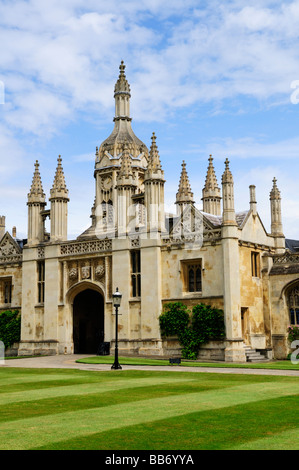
[1,355,299,376]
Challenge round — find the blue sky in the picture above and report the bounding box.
[1,0,299,240]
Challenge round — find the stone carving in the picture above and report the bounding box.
[60,239,112,256]
[130,237,140,248]
[81,266,91,279]
[0,239,17,256]
[69,267,78,280]
[37,247,45,258]
[95,264,105,279]
[0,233,22,265]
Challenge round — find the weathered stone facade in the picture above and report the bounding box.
[0,62,298,361]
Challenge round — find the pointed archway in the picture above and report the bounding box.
[73,289,104,354]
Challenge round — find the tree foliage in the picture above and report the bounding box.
[0,310,21,349]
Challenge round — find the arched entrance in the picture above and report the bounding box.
[73,289,104,354]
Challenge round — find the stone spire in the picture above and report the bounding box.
[221,158,236,225]
[114,61,131,96]
[270,177,284,242]
[114,61,131,121]
[50,155,69,201]
[116,141,136,235]
[27,160,46,245]
[145,133,164,181]
[144,133,165,232]
[117,142,134,183]
[176,161,194,204]
[202,155,221,215]
[221,158,234,184]
[175,160,194,218]
[28,160,46,203]
[148,133,162,171]
[204,155,219,189]
[49,156,69,241]
[270,177,280,200]
[96,61,148,162]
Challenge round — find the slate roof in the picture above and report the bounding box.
[201,210,249,228]
[285,239,299,253]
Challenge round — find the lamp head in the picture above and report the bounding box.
[112,287,122,308]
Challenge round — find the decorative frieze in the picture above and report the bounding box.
[60,239,112,256]
[0,254,22,265]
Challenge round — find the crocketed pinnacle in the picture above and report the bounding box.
[270,177,281,200]
[28,160,46,203]
[176,160,194,203]
[148,133,162,172]
[114,61,131,96]
[117,141,134,182]
[50,155,69,200]
[204,155,220,190]
[221,158,234,184]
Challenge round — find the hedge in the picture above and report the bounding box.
[0,310,21,349]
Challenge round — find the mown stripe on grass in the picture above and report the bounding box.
[1,381,298,450]
[233,426,299,450]
[0,374,86,387]
[0,376,194,406]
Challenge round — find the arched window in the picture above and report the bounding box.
[101,200,114,226]
[288,285,299,326]
[188,264,202,293]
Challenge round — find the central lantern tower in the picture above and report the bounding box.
[88,62,149,238]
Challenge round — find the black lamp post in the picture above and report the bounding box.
[111,287,122,370]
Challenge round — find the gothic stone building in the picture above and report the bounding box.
[1,62,298,362]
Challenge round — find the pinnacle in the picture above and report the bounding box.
[50,155,69,199]
[221,158,233,184]
[118,142,133,179]
[176,160,194,203]
[28,160,46,201]
[148,132,162,172]
[204,155,219,190]
[114,60,131,95]
[270,177,281,199]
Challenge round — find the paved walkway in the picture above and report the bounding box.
[1,354,299,376]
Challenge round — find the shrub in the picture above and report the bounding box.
[159,302,190,338]
[192,304,226,342]
[287,326,299,343]
[0,310,21,349]
[159,302,225,360]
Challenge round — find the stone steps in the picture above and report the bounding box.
[243,344,269,362]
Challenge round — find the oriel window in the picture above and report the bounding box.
[37,261,45,303]
[131,250,141,298]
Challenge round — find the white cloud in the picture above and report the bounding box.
[188,136,299,161]
[1,0,299,138]
[1,0,299,239]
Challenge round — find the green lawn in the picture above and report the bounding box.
[0,367,298,450]
[77,355,299,370]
